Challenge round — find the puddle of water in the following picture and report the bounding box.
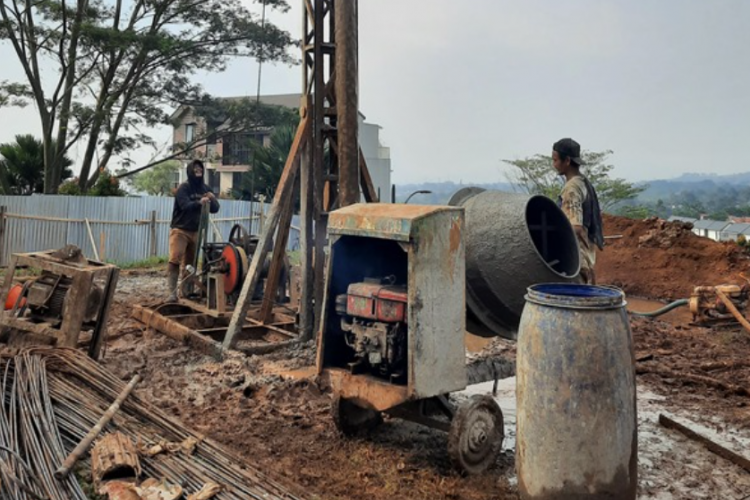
[627,297,693,325]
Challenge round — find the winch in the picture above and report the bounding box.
[0,246,119,359]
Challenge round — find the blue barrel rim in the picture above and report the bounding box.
[525,283,626,310]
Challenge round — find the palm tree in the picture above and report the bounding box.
[0,135,73,195]
[233,124,297,201]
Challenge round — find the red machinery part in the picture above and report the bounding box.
[5,284,26,310]
[221,244,247,294]
[346,282,407,323]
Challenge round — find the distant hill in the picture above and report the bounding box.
[393,181,515,204]
[637,172,750,202]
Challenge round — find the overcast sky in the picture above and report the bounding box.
[1,0,749,185]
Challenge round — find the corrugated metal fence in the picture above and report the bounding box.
[0,195,300,266]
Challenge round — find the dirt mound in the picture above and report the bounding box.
[598,215,750,300]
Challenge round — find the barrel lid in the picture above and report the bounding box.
[525,283,626,310]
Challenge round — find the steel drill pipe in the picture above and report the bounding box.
[334,0,360,207]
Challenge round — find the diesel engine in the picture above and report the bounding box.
[335,278,408,383]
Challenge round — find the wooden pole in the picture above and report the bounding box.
[85,219,101,261]
[222,117,310,351]
[55,374,141,478]
[659,414,750,473]
[149,210,157,257]
[259,172,297,324]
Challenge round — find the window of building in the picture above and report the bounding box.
[185,123,196,143]
[223,133,264,165]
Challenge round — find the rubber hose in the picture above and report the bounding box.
[630,298,689,317]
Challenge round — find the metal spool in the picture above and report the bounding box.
[449,188,581,339]
[221,244,248,295]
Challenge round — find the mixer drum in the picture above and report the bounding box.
[448,188,581,339]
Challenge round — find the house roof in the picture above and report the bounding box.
[723,223,750,234]
[707,221,731,231]
[692,219,715,229]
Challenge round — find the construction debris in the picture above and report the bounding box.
[0,347,309,500]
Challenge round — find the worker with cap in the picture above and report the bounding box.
[552,138,604,284]
[166,159,219,302]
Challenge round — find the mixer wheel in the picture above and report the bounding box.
[332,395,382,437]
[448,395,504,475]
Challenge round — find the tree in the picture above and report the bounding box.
[503,150,647,212]
[131,160,180,196]
[0,0,294,193]
[0,135,72,195]
[233,122,298,201]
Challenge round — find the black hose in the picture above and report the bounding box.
[630,299,689,317]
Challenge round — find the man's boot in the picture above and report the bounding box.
[166,263,179,303]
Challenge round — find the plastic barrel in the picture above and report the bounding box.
[517,284,637,500]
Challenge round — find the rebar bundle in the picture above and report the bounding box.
[0,348,307,500]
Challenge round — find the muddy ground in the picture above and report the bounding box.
[98,266,750,500]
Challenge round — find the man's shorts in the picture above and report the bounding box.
[169,228,198,267]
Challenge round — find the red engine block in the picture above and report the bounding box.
[345,282,408,323]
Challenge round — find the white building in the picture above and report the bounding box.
[170,94,392,202]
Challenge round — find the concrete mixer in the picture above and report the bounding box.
[316,190,580,475]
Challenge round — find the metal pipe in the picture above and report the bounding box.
[334,0,359,206]
[404,190,432,204]
[54,374,141,479]
[629,299,689,318]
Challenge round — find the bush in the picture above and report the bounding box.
[58,179,82,195]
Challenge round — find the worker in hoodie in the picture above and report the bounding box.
[166,160,219,302]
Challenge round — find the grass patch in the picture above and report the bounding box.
[110,255,168,269]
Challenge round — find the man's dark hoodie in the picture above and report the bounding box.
[170,162,220,232]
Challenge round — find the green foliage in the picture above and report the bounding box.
[58,179,83,195]
[0,135,72,194]
[615,205,652,220]
[0,0,295,192]
[233,123,298,201]
[503,150,647,212]
[87,170,126,197]
[132,160,180,196]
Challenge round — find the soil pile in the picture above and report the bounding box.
[598,215,750,300]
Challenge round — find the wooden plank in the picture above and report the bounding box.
[222,116,311,351]
[358,147,379,202]
[88,268,119,360]
[60,271,94,348]
[659,414,750,473]
[259,178,296,324]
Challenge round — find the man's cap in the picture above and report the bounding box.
[553,138,584,166]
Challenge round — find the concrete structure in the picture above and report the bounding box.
[170,94,392,201]
[691,219,714,238]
